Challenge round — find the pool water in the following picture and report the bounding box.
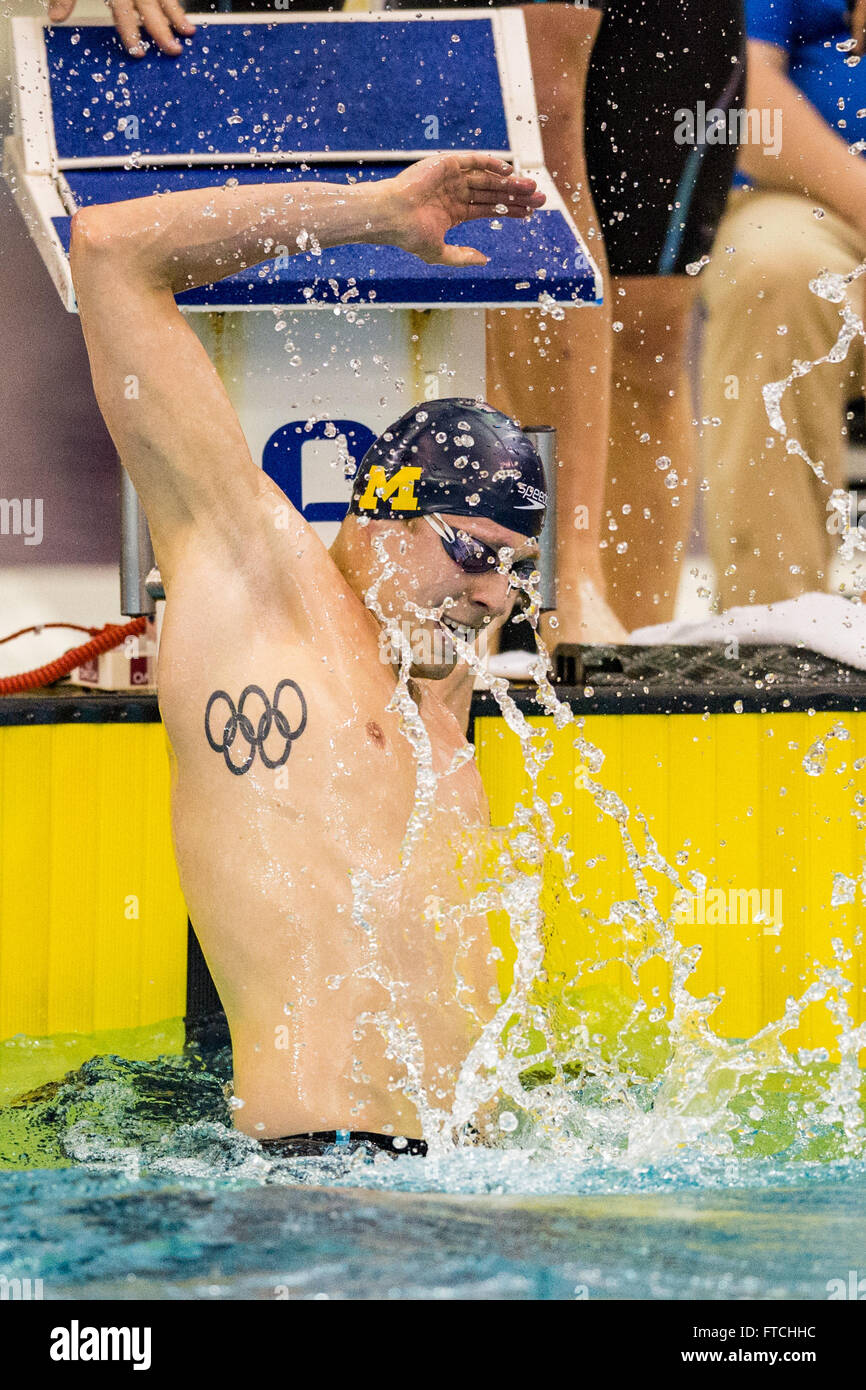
[2,1026,866,1300]
[6,1162,866,1300]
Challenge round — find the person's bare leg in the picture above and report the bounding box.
[601,274,701,630]
[485,5,622,645]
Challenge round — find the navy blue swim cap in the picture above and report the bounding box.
[349,398,548,539]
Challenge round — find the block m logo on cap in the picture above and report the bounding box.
[356,465,422,513]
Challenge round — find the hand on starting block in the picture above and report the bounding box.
[48,0,195,58]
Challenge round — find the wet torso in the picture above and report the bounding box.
[156,536,498,1141]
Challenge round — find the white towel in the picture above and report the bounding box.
[630,592,866,671]
[484,592,866,682]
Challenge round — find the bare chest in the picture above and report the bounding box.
[159,619,488,886]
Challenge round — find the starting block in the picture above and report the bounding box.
[4,11,601,590]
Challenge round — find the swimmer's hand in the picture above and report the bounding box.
[852,0,866,54]
[384,154,546,269]
[48,0,195,58]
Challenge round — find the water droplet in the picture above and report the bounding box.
[831,873,857,906]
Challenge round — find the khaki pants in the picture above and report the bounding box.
[700,188,866,607]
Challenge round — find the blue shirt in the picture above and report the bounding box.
[747,0,866,139]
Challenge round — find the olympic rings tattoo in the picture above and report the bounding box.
[204,680,308,776]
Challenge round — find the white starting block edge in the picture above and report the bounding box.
[3,11,603,314]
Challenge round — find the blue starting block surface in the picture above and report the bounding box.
[54,165,594,307]
[47,20,510,162]
[6,14,602,309]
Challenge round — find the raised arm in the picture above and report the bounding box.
[69,156,544,594]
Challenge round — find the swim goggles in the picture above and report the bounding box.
[424,513,538,584]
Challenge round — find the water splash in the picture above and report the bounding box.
[762,260,866,575]
[309,538,866,1169]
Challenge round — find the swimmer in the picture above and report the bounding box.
[69,154,547,1153]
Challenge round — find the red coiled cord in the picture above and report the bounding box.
[0,618,148,694]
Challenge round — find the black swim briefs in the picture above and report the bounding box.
[585,0,746,276]
[259,1129,428,1158]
